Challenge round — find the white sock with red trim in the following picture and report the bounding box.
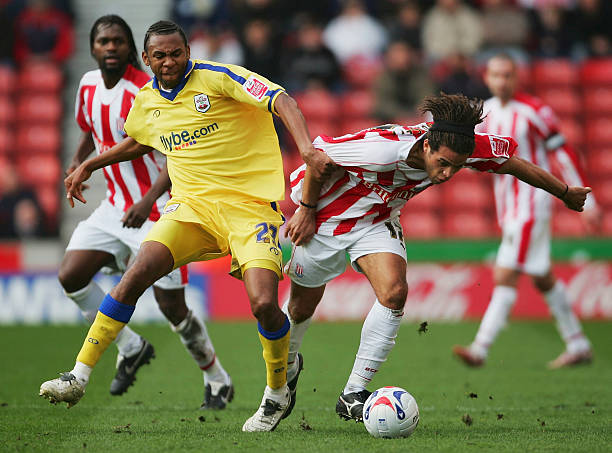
[471,286,517,358]
[344,300,403,394]
[171,310,229,385]
[544,281,590,353]
[65,281,142,357]
[281,299,312,382]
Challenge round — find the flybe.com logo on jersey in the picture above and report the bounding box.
[159,122,219,151]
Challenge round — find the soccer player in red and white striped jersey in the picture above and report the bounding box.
[57,15,232,408]
[281,93,591,421]
[453,54,601,370]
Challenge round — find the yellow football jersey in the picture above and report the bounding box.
[124,59,286,216]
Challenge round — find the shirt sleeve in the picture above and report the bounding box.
[74,76,90,133]
[464,133,517,172]
[201,62,286,115]
[123,90,154,148]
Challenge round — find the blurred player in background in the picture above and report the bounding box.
[282,93,591,422]
[42,20,334,432]
[453,54,601,369]
[55,15,232,409]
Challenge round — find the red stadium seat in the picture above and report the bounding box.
[406,185,442,211]
[339,90,375,118]
[591,179,612,208]
[16,124,61,154]
[532,59,578,87]
[586,148,612,178]
[0,126,13,155]
[536,88,581,117]
[601,211,612,236]
[339,117,378,135]
[585,117,612,147]
[580,58,612,86]
[17,154,61,186]
[0,96,13,125]
[0,65,16,95]
[558,118,584,148]
[441,178,493,212]
[294,88,338,121]
[400,210,441,239]
[442,211,496,238]
[18,61,63,93]
[35,183,60,220]
[16,94,62,124]
[583,88,612,115]
[552,209,585,237]
[342,56,383,89]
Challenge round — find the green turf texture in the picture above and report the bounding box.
[1,322,610,452]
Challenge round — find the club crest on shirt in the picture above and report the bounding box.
[243,75,269,100]
[193,93,210,113]
[116,117,126,137]
[488,135,511,158]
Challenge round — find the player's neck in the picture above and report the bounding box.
[406,139,425,169]
[101,66,127,90]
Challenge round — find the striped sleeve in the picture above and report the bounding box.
[74,75,91,132]
[464,133,517,172]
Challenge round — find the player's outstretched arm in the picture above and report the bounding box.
[496,156,591,212]
[274,93,336,180]
[122,162,171,228]
[65,137,153,207]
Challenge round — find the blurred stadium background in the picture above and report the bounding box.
[0,0,610,324]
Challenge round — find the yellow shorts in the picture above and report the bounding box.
[144,200,284,279]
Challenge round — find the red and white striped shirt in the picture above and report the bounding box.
[478,92,591,226]
[75,65,168,221]
[290,123,516,236]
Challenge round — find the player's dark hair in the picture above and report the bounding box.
[420,93,484,156]
[90,15,142,71]
[144,20,188,52]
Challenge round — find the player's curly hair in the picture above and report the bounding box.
[144,20,188,52]
[90,15,142,71]
[420,93,485,156]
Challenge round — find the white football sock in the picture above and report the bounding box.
[65,281,142,358]
[344,300,403,394]
[544,281,590,353]
[70,361,92,385]
[171,310,229,385]
[282,299,312,382]
[472,286,517,358]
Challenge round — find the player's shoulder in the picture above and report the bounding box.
[122,64,152,89]
[78,69,102,86]
[473,133,515,159]
[513,92,546,113]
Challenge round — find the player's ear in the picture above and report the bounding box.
[186,44,190,60]
[423,138,430,154]
[142,50,150,67]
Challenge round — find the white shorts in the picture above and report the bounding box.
[286,218,407,288]
[496,217,551,276]
[66,200,187,290]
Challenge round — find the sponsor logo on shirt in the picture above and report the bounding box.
[243,75,269,100]
[193,93,211,113]
[159,122,219,151]
[163,203,180,214]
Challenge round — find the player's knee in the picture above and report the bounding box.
[378,283,408,311]
[57,263,87,293]
[249,294,277,321]
[288,302,314,324]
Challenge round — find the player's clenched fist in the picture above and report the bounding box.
[562,186,591,212]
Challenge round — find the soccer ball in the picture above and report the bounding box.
[363,386,419,438]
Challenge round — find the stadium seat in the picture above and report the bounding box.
[442,211,495,238]
[406,185,442,211]
[585,117,612,147]
[580,58,612,86]
[441,178,493,212]
[558,118,584,148]
[17,154,61,186]
[16,124,61,154]
[586,148,612,178]
[591,179,612,208]
[400,210,441,239]
[340,117,378,134]
[18,61,63,93]
[583,87,612,115]
[0,65,16,95]
[601,211,612,236]
[532,59,578,87]
[0,96,13,125]
[294,88,338,121]
[339,90,375,118]
[16,94,62,124]
[35,183,60,221]
[552,209,584,237]
[342,56,383,89]
[536,88,581,117]
[0,126,13,155]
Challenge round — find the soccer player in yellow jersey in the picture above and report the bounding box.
[39,20,335,432]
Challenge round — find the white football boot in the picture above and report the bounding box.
[242,384,291,432]
[39,372,85,408]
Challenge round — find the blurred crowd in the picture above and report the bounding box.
[1,0,611,238]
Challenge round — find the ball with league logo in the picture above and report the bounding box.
[363,386,419,438]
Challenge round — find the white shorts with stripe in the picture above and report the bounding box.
[66,199,188,289]
[286,218,407,288]
[495,217,551,276]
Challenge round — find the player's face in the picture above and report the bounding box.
[485,58,517,102]
[91,24,131,73]
[143,33,190,90]
[423,139,467,184]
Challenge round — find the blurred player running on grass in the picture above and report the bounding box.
[40,20,333,432]
[452,54,601,370]
[281,93,591,422]
[57,15,232,408]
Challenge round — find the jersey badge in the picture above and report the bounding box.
[116,117,126,137]
[163,203,180,214]
[488,135,511,158]
[244,75,269,101]
[193,93,210,113]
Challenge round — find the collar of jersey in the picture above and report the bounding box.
[152,60,194,101]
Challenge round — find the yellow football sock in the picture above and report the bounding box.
[76,311,126,368]
[258,317,290,389]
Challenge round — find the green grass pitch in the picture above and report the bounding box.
[1,321,610,452]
